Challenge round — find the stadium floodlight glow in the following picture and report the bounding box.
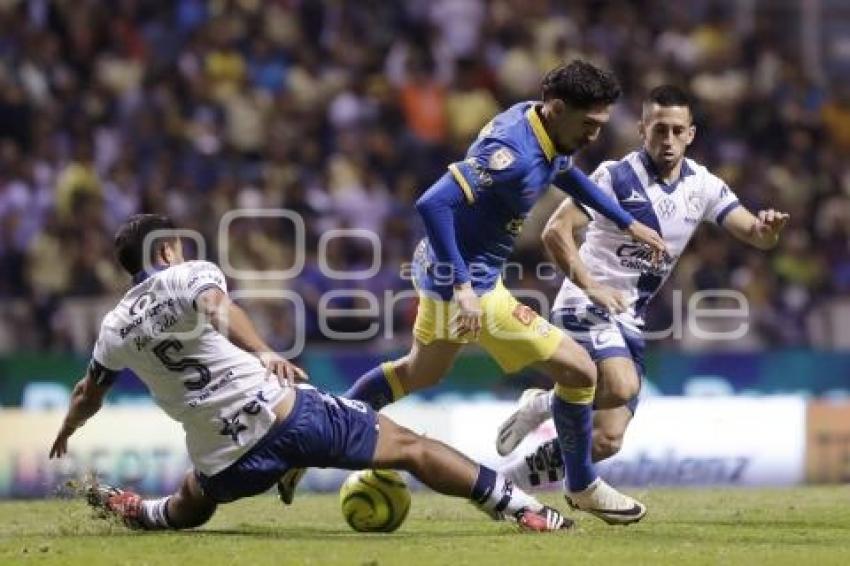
[317,229,382,280]
[228,289,306,359]
[218,209,306,281]
[142,228,207,275]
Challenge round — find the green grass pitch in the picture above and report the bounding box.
[1,487,849,565]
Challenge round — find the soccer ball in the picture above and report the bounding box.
[339,469,411,532]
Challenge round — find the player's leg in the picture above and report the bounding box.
[280,339,461,505]
[344,338,463,410]
[371,414,571,531]
[345,288,465,410]
[501,358,639,489]
[88,470,217,530]
[592,404,634,461]
[532,336,600,494]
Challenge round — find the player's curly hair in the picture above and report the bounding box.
[114,214,177,276]
[541,60,621,108]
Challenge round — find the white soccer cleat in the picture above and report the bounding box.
[565,478,647,525]
[496,388,552,456]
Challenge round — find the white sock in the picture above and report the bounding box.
[502,438,565,491]
[474,467,543,515]
[140,496,174,530]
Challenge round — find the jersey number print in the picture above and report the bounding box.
[152,338,212,391]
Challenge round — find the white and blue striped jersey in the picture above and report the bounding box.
[92,261,289,475]
[552,150,740,329]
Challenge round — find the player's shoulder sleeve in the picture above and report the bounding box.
[90,318,124,386]
[575,161,618,221]
[447,133,530,205]
[699,164,741,225]
[171,260,228,309]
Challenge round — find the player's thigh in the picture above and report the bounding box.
[395,338,464,392]
[476,282,564,375]
[595,356,640,409]
[593,405,634,456]
[533,333,597,389]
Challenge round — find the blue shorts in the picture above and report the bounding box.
[551,306,644,414]
[197,387,380,503]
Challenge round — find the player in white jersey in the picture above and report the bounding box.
[49,214,571,532]
[494,86,790,521]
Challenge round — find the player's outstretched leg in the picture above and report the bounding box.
[373,414,572,532]
[87,471,216,530]
[279,341,462,506]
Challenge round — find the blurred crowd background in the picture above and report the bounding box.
[2,0,850,356]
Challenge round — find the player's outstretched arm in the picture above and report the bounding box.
[195,287,307,385]
[49,364,113,459]
[542,198,628,313]
[721,206,790,250]
[553,167,666,255]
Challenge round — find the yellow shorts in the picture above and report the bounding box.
[413,280,563,373]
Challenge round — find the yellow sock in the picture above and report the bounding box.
[381,362,406,401]
[554,383,595,405]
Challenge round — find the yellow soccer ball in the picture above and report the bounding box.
[339,469,411,532]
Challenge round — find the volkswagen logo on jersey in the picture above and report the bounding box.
[657,197,677,219]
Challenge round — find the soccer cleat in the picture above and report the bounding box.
[87,484,145,529]
[515,505,573,532]
[520,438,565,488]
[277,467,306,505]
[496,388,551,456]
[565,478,647,525]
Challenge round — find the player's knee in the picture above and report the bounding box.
[560,355,597,389]
[604,375,639,405]
[391,426,428,471]
[592,431,623,461]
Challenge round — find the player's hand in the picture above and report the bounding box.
[755,209,790,241]
[586,284,628,314]
[260,352,309,387]
[452,283,482,340]
[626,221,666,263]
[49,424,76,459]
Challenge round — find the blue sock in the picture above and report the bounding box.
[344,362,403,410]
[551,388,597,492]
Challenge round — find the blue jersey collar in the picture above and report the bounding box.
[638,149,694,193]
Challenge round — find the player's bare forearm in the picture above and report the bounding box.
[63,378,104,429]
[50,376,104,458]
[722,206,789,250]
[196,288,307,383]
[542,199,597,290]
[198,289,273,356]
